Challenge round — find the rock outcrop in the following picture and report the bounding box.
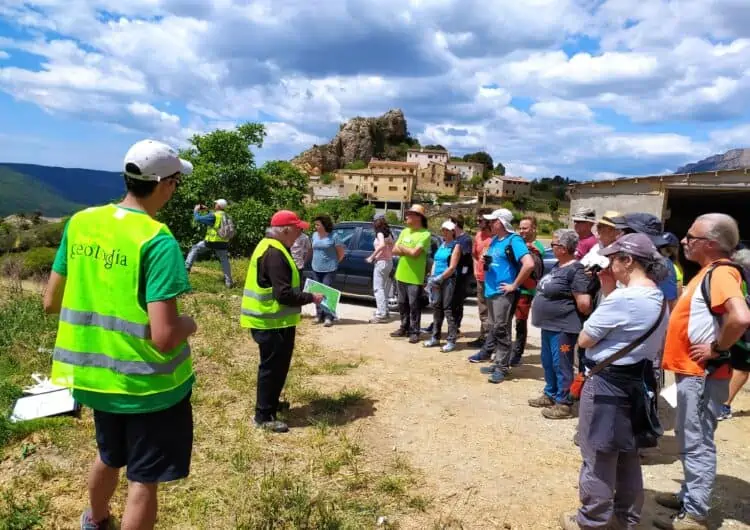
[292,109,411,175]
[676,148,750,173]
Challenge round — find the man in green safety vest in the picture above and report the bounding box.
[241,210,324,433]
[44,139,198,530]
[185,198,234,287]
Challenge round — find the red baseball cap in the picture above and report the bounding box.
[270,210,309,230]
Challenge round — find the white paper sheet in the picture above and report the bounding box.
[10,389,77,422]
[660,382,678,409]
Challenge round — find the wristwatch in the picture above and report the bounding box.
[710,341,730,358]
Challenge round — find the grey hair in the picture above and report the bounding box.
[266,226,292,238]
[732,248,750,269]
[698,213,740,254]
[553,229,579,255]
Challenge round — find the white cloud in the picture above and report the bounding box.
[0,51,8,60]
[0,0,748,178]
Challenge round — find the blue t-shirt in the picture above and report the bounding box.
[433,240,457,278]
[484,233,529,298]
[658,257,678,302]
[583,287,668,365]
[312,232,338,273]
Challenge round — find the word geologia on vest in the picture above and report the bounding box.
[70,243,130,269]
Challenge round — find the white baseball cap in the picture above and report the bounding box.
[441,220,456,231]
[214,199,228,208]
[123,139,193,182]
[483,208,515,232]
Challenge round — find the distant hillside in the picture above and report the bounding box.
[676,148,750,173]
[0,163,123,217]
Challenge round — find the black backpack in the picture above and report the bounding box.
[701,261,750,371]
[505,234,545,287]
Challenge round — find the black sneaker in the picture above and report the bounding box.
[254,419,289,433]
[408,334,420,344]
[390,328,408,338]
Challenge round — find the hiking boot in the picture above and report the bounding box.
[423,337,440,348]
[655,492,683,511]
[510,353,523,366]
[323,317,334,327]
[558,511,579,530]
[441,342,457,353]
[654,511,708,530]
[717,404,732,420]
[488,368,505,384]
[467,337,485,348]
[369,315,390,324]
[390,328,408,338]
[80,510,112,530]
[467,351,490,363]
[479,365,497,374]
[528,394,555,408]
[542,403,573,419]
[408,334,420,344]
[254,419,289,433]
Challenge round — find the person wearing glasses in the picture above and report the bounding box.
[654,214,750,530]
[44,140,199,530]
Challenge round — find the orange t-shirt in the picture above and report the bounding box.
[472,231,493,282]
[662,262,743,379]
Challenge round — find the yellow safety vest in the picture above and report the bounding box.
[51,205,193,396]
[205,210,228,243]
[240,238,301,329]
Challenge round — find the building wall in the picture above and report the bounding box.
[415,163,460,195]
[335,170,414,201]
[447,161,484,181]
[407,150,449,169]
[483,177,531,198]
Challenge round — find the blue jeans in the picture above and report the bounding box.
[541,329,577,404]
[311,270,336,320]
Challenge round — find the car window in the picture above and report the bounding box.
[358,229,376,251]
[331,227,357,248]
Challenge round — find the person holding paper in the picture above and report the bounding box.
[240,210,324,433]
[311,214,340,327]
[655,213,750,530]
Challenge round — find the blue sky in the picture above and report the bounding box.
[1,0,749,180]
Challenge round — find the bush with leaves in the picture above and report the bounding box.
[305,194,375,224]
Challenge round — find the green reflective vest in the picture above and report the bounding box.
[51,204,194,396]
[241,238,301,329]
[205,210,228,243]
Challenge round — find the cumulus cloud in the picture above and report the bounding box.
[0,0,748,177]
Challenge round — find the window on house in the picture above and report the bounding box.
[348,175,352,180]
[374,186,378,193]
[389,177,393,182]
[428,154,433,159]
[403,186,407,190]
[389,186,397,191]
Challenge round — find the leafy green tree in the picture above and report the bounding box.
[385,212,400,225]
[158,123,308,256]
[513,195,531,211]
[548,198,560,215]
[320,173,335,185]
[423,144,447,151]
[495,163,506,176]
[468,174,484,190]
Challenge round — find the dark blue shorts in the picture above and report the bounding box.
[93,393,193,483]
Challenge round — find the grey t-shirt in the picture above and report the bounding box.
[583,287,668,365]
[531,262,593,333]
[290,233,311,270]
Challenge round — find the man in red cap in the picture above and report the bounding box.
[240,210,323,433]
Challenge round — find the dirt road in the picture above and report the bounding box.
[303,299,750,529]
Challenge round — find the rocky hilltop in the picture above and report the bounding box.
[676,148,750,173]
[292,109,414,175]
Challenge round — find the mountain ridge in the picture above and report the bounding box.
[676,148,750,173]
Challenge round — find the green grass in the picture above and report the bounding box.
[0,489,49,530]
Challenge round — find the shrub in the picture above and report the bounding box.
[0,248,56,280]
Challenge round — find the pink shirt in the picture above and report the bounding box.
[374,232,394,261]
[575,233,597,260]
[472,231,493,281]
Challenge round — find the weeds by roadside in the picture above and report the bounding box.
[0,275,429,528]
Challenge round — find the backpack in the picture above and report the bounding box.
[217,212,236,240]
[505,234,544,289]
[700,261,750,369]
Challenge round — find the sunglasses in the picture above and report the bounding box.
[684,233,709,243]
